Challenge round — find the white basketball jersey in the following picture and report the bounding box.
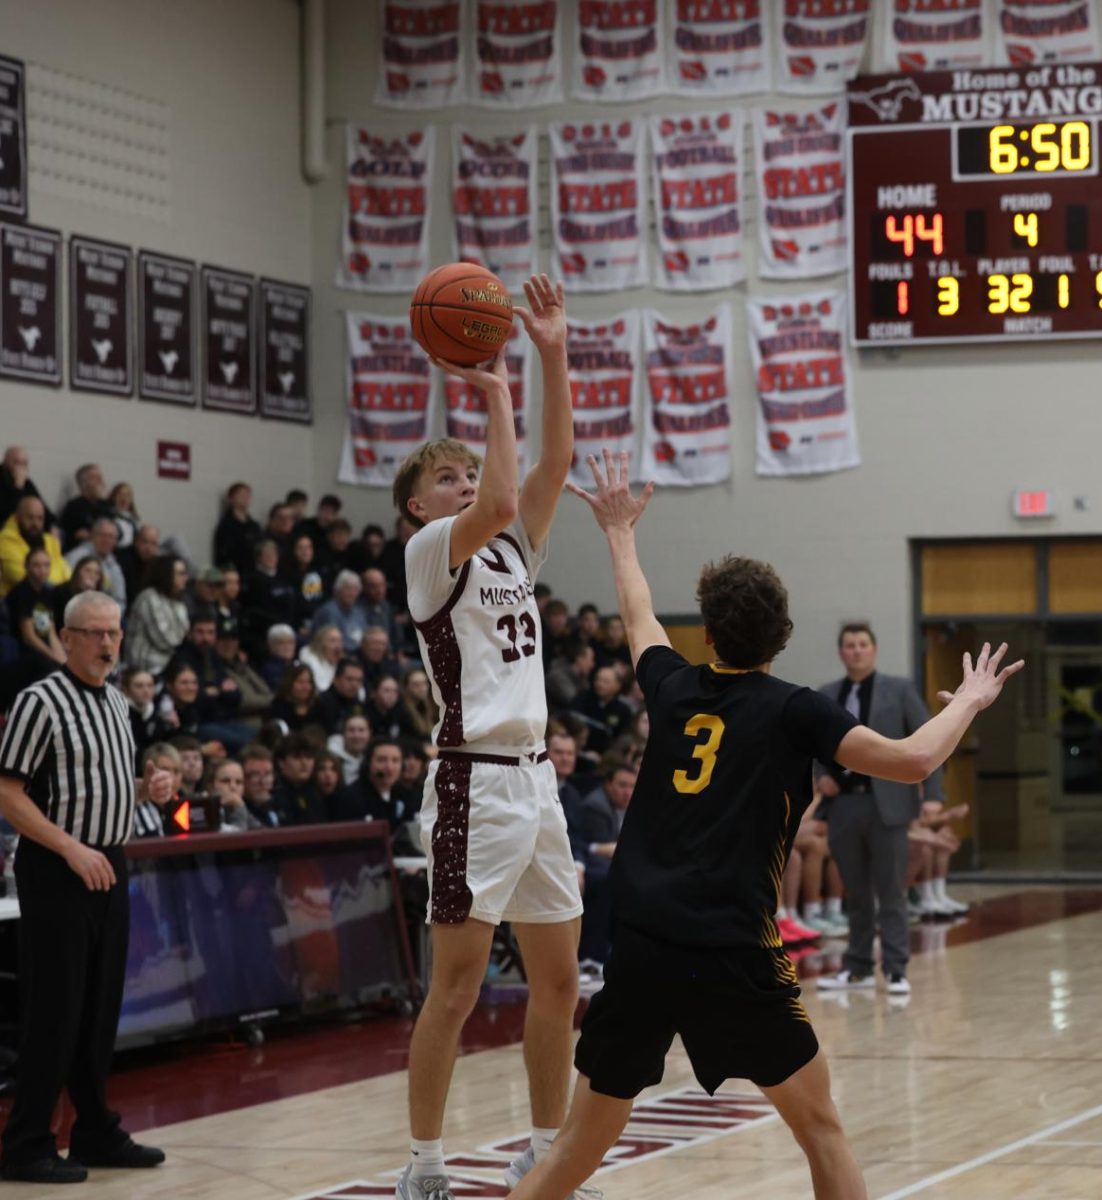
[406,515,548,752]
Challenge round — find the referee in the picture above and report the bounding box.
[0,592,171,1183]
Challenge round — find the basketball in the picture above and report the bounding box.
[409,263,514,366]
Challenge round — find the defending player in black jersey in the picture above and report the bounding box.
[506,449,1023,1200]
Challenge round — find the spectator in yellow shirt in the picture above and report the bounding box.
[0,498,70,598]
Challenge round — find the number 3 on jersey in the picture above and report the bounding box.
[497,612,536,663]
[672,713,726,794]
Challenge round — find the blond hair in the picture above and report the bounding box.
[392,438,482,528]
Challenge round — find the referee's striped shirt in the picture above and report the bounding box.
[0,669,136,847]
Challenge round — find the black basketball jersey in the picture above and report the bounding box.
[612,645,857,950]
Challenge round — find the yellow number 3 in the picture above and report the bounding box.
[672,714,726,794]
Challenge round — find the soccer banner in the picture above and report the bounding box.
[879,0,990,72]
[566,311,640,488]
[336,126,434,294]
[747,291,860,477]
[549,119,648,293]
[339,312,434,487]
[573,0,664,102]
[474,0,564,107]
[375,0,467,109]
[649,111,746,291]
[777,1,872,94]
[666,0,770,97]
[640,304,733,487]
[994,1,1101,66]
[444,322,532,475]
[752,103,846,279]
[451,126,539,290]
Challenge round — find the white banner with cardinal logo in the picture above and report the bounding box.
[474,0,564,106]
[879,0,991,72]
[375,0,468,108]
[777,0,873,94]
[994,1,1101,67]
[566,311,640,488]
[666,0,770,97]
[573,0,665,101]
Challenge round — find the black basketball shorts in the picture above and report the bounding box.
[574,926,819,1099]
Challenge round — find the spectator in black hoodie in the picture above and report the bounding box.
[272,734,328,825]
[314,657,368,736]
[329,737,418,830]
[284,533,327,634]
[213,482,261,576]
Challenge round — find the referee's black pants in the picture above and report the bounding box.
[1,838,129,1165]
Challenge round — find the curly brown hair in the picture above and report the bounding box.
[696,556,793,668]
[392,438,483,528]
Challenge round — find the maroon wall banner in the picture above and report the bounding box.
[0,55,27,220]
[156,441,191,480]
[375,0,467,108]
[69,235,132,396]
[880,0,990,73]
[259,279,311,423]
[138,251,196,405]
[777,1,872,94]
[0,222,61,386]
[474,0,564,106]
[201,267,256,415]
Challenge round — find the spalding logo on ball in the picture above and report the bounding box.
[409,263,514,366]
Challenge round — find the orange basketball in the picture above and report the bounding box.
[409,263,514,366]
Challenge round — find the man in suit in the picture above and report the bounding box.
[577,758,638,968]
[815,623,944,996]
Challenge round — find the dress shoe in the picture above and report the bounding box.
[0,1154,88,1183]
[70,1135,165,1168]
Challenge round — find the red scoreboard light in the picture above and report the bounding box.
[847,63,1102,346]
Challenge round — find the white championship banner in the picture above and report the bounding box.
[666,0,770,97]
[550,119,648,293]
[640,303,733,487]
[339,312,434,487]
[336,126,434,294]
[375,0,467,109]
[473,0,564,107]
[776,1,873,94]
[649,110,746,291]
[994,0,1101,66]
[451,126,539,291]
[752,102,846,279]
[879,0,991,72]
[573,0,665,102]
[444,322,532,475]
[747,290,860,477]
[566,311,640,488]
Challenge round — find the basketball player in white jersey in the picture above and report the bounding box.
[392,275,593,1200]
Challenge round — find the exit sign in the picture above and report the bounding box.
[1012,490,1054,519]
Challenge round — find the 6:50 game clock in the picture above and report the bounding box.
[846,62,1102,347]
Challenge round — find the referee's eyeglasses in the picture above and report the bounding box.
[67,627,123,642]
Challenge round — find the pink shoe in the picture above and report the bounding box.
[777,915,821,945]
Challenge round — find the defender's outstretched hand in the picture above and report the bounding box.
[430,349,509,395]
[513,274,566,352]
[936,642,1024,711]
[566,449,655,533]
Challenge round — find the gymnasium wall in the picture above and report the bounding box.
[1,0,312,563]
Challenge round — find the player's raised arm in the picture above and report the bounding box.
[515,275,572,552]
[567,448,668,669]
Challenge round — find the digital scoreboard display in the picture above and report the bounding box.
[847,63,1102,346]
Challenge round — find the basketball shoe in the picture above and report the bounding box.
[777,913,821,944]
[395,1164,455,1199]
[815,969,875,990]
[505,1145,602,1198]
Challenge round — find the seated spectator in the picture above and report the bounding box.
[361,567,400,650]
[541,599,571,668]
[213,616,273,725]
[157,662,203,738]
[399,737,430,798]
[311,570,367,653]
[578,758,638,968]
[547,727,587,885]
[315,517,353,583]
[365,674,417,740]
[265,501,297,561]
[121,666,174,769]
[911,800,970,917]
[401,668,438,740]
[125,555,191,674]
[7,546,65,680]
[160,654,250,755]
[533,581,552,617]
[314,657,368,735]
[594,614,632,672]
[169,735,207,797]
[241,744,281,827]
[0,590,19,705]
[116,523,160,601]
[301,624,344,692]
[284,488,309,528]
[106,481,140,548]
[218,565,242,629]
[379,514,415,613]
[272,734,328,825]
[267,663,323,733]
[187,565,225,620]
[570,665,633,756]
[329,736,418,831]
[213,482,261,576]
[609,706,649,768]
[243,538,297,655]
[51,554,106,630]
[284,533,327,633]
[65,516,126,613]
[260,623,297,690]
[0,446,56,530]
[575,603,601,645]
[546,638,595,711]
[0,496,70,597]
[297,493,343,555]
[359,626,401,691]
[133,742,184,838]
[208,757,253,831]
[59,462,109,550]
[313,750,345,807]
[327,713,372,786]
[346,521,386,575]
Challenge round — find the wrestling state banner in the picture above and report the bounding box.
[776,1,872,94]
[994,1,1101,66]
[667,0,771,96]
[375,0,467,109]
[566,311,640,488]
[573,0,665,101]
[879,0,990,72]
[747,290,860,477]
[473,0,564,107]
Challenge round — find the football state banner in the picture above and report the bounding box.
[880,0,991,72]
[776,1,872,94]
[339,312,434,487]
[640,303,733,487]
[666,0,770,97]
[451,125,539,290]
[752,102,846,279]
[336,126,434,294]
[473,0,564,107]
[573,0,664,101]
[375,0,467,109]
[994,1,1101,66]
[566,311,640,488]
[747,290,860,477]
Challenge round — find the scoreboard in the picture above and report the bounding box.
[847,63,1102,347]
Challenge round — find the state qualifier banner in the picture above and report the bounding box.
[0,223,61,386]
[550,119,647,292]
[777,1,872,94]
[201,267,256,415]
[880,0,990,72]
[649,110,746,291]
[339,312,434,487]
[666,0,770,97]
[138,252,195,405]
[994,1,1101,66]
[451,126,539,290]
[375,0,467,109]
[336,126,434,294]
[259,279,311,423]
[640,304,732,487]
[752,102,846,279]
[566,311,640,488]
[444,322,532,474]
[573,0,664,102]
[474,0,564,107]
[0,55,27,219]
[69,236,132,396]
[747,290,860,477]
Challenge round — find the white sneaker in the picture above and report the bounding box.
[395,1164,455,1199]
[940,893,970,915]
[504,1145,602,1199]
[885,973,912,995]
[921,896,958,918]
[815,969,875,990]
